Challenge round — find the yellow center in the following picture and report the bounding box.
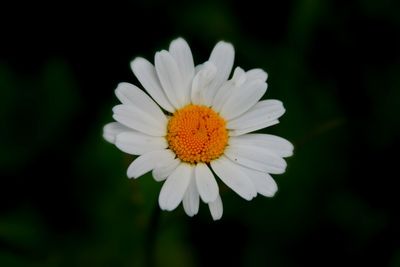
[167,104,228,164]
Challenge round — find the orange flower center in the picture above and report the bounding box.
[167,104,228,164]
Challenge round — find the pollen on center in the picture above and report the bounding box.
[166,104,228,164]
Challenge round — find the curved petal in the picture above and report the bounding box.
[229,134,294,157]
[208,195,223,221]
[231,67,247,86]
[127,149,173,179]
[130,57,175,113]
[152,157,180,182]
[227,100,285,131]
[228,100,284,136]
[115,82,167,124]
[229,120,280,136]
[158,163,193,211]
[112,104,166,136]
[220,80,267,120]
[224,146,287,174]
[115,131,168,155]
[210,156,257,200]
[195,163,219,203]
[212,67,246,112]
[245,68,268,82]
[183,175,200,217]
[169,38,194,103]
[203,41,234,106]
[211,81,233,112]
[155,50,186,109]
[239,165,278,197]
[103,122,131,144]
[191,61,217,105]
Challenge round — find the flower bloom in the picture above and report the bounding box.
[103,38,293,220]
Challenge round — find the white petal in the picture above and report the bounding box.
[220,80,267,120]
[224,146,287,174]
[211,67,247,112]
[239,166,278,197]
[158,163,192,211]
[210,156,257,200]
[231,67,247,86]
[191,61,217,105]
[211,81,234,112]
[155,50,186,108]
[152,157,180,182]
[112,104,166,136]
[227,100,285,130]
[169,38,194,103]
[229,120,280,136]
[195,63,203,73]
[195,163,219,203]
[183,175,200,217]
[245,68,268,82]
[115,82,167,124]
[208,195,223,221]
[130,57,175,113]
[227,99,284,136]
[204,41,235,106]
[103,122,131,144]
[115,131,167,155]
[229,134,294,157]
[127,149,173,178]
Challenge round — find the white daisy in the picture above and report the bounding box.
[103,38,293,220]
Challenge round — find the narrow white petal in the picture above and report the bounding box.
[169,38,194,103]
[220,80,268,120]
[224,146,287,174]
[155,50,186,108]
[232,67,248,87]
[183,175,200,217]
[115,82,167,124]
[127,149,172,179]
[152,158,180,182]
[194,63,203,73]
[211,66,248,112]
[191,61,217,105]
[112,104,166,136]
[115,131,167,155]
[227,100,285,130]
[204,41,234,106]
[210,156,257,200]
[245,68,268,82]
[103,122,131,144]
[211,81,234,112]
[229,120,280,136]
[228,99,284,136]
[208,195,223,221]
[195,163,219,203]
[239,166,278,197]
[229,134,294,157]
[130,57,175,113]
[158,163,192,211]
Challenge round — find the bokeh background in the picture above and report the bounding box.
[1,0,400,266]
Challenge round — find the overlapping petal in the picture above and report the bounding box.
[131,57,175,113]
[104,38,293,220]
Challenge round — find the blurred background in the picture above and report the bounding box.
[1,0,400,266]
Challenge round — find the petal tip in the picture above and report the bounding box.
[130,57,146,72]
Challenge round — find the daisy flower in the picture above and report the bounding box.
[103,38,293,220]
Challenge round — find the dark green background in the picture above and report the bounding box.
[1,0,399,266]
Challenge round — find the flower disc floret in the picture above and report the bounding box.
[167,104,228,164]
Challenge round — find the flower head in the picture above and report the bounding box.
[103,38,293,220]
